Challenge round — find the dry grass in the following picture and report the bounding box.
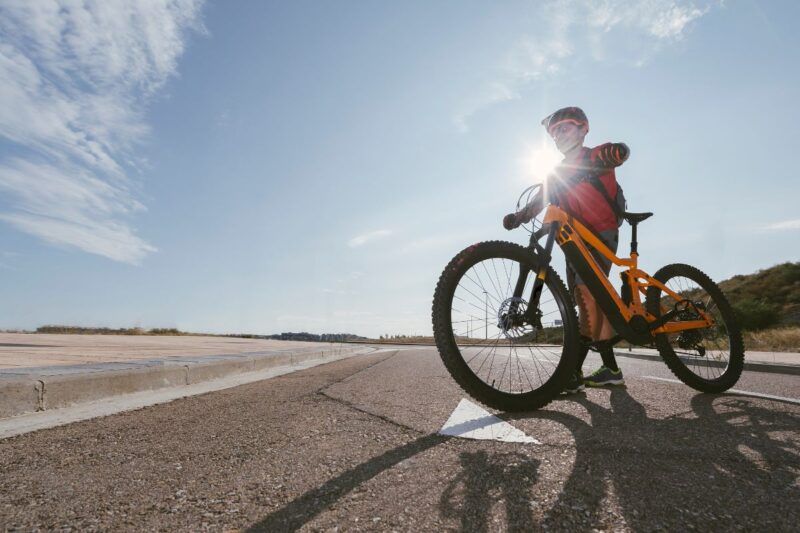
[743,326,800,352]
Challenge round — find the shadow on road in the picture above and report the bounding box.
[514,389,800,530]
[249,390,800,531]
[440,450,540,532]
[246,433,447,532]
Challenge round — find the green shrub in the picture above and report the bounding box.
[732,299,780,331]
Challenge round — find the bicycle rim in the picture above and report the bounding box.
[447,247,570,395]
[647,263,744,390]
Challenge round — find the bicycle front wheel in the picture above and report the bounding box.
[431,241,579,411]
[645,263,744,392]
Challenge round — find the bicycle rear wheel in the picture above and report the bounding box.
[645,263,744,392]
[431,241,579,411]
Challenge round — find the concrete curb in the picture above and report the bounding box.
[0,377,42,419]
[0,345,369,420]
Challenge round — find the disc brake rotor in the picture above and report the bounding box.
[497,297,539,342]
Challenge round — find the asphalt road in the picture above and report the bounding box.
[1,347,798,531]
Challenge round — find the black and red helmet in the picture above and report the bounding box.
[541,107,589,134]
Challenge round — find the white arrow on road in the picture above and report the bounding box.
[439,398,540,444]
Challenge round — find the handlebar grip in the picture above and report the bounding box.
[503,213,519,230]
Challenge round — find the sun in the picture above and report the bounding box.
[524,140,562,182]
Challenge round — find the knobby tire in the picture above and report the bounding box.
[645,263,744,392]
[431,240,580,411]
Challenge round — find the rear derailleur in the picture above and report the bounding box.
[675,301,707,356]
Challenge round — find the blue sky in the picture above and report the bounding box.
[1,0,798,337]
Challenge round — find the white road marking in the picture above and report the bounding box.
[439,398,540,444]
[642,376,800,405]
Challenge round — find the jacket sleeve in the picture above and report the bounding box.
[589,142,629,169]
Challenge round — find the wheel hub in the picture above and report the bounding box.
[497,297,538,341]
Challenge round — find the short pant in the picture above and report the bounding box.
[566,229,619,291]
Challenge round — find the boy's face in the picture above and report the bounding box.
[549,121,587,155]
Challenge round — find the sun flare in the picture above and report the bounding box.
[524,141,562,182]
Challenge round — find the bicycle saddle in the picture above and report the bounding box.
[623,211,653,224]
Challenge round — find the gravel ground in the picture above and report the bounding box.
[1,348,798,531]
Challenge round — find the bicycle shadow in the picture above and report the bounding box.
[439,450,540,532]
[246,433,447,531]
[247,390,800,531]
[510,388,800,530]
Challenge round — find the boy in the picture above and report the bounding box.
[503,106,628,392]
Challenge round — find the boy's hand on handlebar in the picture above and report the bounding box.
[503,213,520,230]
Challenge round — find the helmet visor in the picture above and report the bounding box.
[545,118,587,136]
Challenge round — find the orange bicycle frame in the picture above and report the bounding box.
[540,204,713,344]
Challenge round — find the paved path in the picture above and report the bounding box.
[1,346,798,531]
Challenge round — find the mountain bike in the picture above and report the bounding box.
[431,183,744,411]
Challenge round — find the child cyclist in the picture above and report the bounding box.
[503,106,628,392]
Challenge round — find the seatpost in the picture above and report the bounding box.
[630,223,638,255]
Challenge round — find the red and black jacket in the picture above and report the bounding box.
[550,143,629,233]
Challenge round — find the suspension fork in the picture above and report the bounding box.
[508,223,558,324]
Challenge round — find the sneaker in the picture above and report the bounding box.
[563,371,585,394]
[584,366,625,387]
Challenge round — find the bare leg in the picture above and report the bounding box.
[597,305,615,341]
[574,285,592,338]
[575,285,615,341]
[575,284,620,372]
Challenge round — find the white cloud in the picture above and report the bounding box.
[456,0,719,130]
[764,219,800,231]
[0,0,205,263]
[0,158,155,263]
[646,4,708,38]
[322,288,348,295]
[398,232,474,255]
[348,229,393,248]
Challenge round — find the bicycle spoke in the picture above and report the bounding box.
[500,258,513,300]
[461,274,502,312]
[478,260,500,300]
[467,331,505,366]
[657,274,734,383]
[513,345,536,392]
[490,259,506,301]
[445,247,571,396]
